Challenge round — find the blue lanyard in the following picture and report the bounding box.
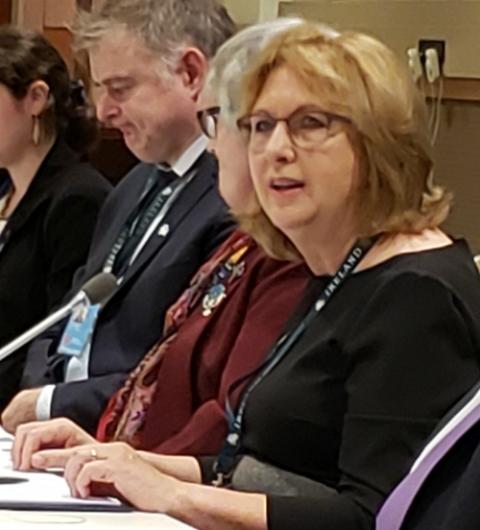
[212,236,379,486]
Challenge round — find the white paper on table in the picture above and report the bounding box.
[0,427,128,511]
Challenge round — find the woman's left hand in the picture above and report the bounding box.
[59,443,182,512]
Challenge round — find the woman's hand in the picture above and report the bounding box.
[35,442,267,529]
[29,438,203,486]
[61,443,183,513]
[11,418,95,470]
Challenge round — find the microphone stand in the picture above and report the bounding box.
[0,292,89,364]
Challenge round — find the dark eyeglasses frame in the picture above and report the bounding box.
[197,106,221,139]
[236,107,351,151]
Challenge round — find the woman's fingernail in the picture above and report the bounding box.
[31,454,44,466]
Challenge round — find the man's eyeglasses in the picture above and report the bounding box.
[236,106,351,152]
[197,106,221,139]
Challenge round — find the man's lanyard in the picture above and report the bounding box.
[103,170,194,279]
[212,235,379,487]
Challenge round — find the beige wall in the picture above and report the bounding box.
[279,1,480,78]
[223,0,259,25]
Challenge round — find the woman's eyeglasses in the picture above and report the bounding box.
[236,106,351,152]
[197,106,221,139]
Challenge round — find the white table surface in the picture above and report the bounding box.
[0,510,197,529]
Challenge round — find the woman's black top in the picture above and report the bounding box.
[0,140,111,410]
[200,240,480,530]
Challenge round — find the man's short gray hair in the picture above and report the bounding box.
[206,18,339,125]
[73,0,236,68]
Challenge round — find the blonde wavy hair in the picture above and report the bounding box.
[239,23,451,236]
[207,19,338,260]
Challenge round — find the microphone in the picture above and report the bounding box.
[0,272,117,364]
[70,272,118,310]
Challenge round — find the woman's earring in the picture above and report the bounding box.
[32,115,40,146]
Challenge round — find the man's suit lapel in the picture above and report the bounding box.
[104,152,217,305]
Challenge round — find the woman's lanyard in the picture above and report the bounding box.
[103,170,193,279]
[212,235,379,487]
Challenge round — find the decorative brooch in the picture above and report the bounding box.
[201,245,248,317]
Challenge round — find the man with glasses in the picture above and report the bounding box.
[2,0,236,434]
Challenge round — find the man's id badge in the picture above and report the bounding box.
[58,303,100,357]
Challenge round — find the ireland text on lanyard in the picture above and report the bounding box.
[103,170,195,280]
[212,235,379,487]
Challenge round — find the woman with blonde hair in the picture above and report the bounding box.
[12,21,480,530]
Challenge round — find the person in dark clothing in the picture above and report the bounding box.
[12,20,480,530]
[0,27,110,411]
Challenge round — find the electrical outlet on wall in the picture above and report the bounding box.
[418,39,446,71]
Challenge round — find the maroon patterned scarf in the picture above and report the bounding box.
[96,231,252,446]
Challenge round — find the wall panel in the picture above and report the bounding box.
[0,0,11,24]
[434,102,480,252]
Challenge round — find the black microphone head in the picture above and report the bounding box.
[81,272,117,306]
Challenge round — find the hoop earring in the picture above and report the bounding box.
[32,115,40,146]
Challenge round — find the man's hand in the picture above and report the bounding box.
[11,417,95,470]
[1,388,42,434]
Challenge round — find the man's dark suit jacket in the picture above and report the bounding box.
[0,140,111,411]
[400,380,480,530]
[22,151,234,433]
